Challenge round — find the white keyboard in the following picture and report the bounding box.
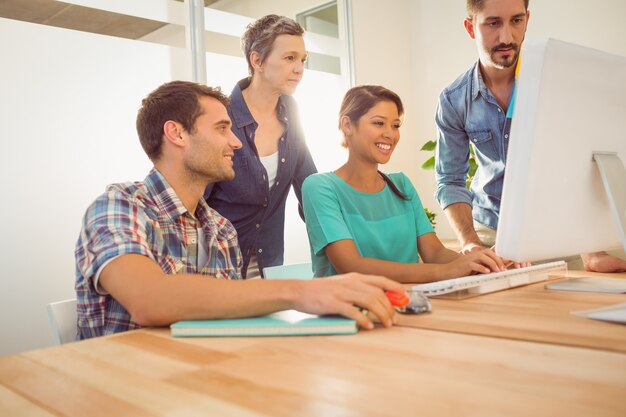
[411,261,567,297]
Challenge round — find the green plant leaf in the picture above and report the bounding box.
[465,148,478,189]
[420,140,437,151]
[424,207,437,227]
[468,158,478,178]
[421,156,435,170]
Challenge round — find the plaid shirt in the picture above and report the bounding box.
[75,168,242,339]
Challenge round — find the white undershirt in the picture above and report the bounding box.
[259,151,279,189]
[246,255,262,279]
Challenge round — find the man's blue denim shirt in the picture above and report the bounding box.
[205,78,317,276]
[434,62,512,229]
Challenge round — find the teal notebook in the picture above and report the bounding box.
[170,310,357,337]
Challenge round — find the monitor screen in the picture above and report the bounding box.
[495,38,626,262]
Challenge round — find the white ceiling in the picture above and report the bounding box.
[0,0,219,39]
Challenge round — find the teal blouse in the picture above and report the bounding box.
[302,172,434,277]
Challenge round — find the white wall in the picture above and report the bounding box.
[350,0,419,181]
[141,24,243,58]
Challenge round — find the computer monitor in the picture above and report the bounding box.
[495,38,626,262]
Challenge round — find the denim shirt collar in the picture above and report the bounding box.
[229,78,289,132]
[229,78,255,129]
[471,61,488,101]
[472,61,515,108]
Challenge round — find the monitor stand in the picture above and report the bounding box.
[593,151,626,253]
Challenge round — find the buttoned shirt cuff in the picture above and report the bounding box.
[436,185,473,210]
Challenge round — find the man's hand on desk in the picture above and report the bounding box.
[501,259,531,269]
[290,273,404,330]
[491,246,531,269]
[581,252,626,273]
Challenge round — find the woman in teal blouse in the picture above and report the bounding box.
[302,85,505,282]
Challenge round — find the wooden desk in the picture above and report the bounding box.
[399,270,626,353]
[1,326,625,417]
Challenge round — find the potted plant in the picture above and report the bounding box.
[420,140,477,227]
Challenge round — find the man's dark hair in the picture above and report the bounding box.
[467,0,529,19]
[136,81,229,161]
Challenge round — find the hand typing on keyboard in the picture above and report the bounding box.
[503,259,532,269]
[319,231,510,284]
[444,248,506,277]
[462,244,531,270]
[490,245,531,269]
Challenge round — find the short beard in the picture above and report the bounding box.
[185,160,234,187]
[489,42,519,69]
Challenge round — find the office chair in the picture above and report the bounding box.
[263,262,314,279]
[46,298,78,345]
